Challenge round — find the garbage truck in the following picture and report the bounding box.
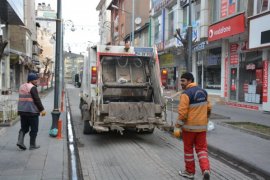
[79,44,168,134]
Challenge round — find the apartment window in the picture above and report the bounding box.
[210,0,220,23]
[154,14,162,43]
[257,0,269,13]
[167,5,177,39]
[237,0,247,13]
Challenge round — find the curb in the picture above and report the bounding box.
[217,121,270,140]
[0,116,20,127]
[208,141,270,179]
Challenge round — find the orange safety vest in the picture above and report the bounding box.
[18,83,39,113]
[178,83,211,132]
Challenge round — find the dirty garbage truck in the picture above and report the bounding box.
[80,45,167,134]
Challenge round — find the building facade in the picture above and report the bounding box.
[36,2,57,88]
[0,0,24,91]
[107,0,150,45]
[97,0,112,45]
[150,0,270,111]
[203,0,270,111]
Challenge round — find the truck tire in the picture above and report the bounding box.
[83,120,95,134]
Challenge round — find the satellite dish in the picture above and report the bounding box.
[135,17,142,25]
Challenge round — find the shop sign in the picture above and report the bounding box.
[208,13,245,42]
[159,53,174,67]
[220,0,228,18]
[165,38,182,49]
[246,63,255,70]
[183,20,200,42]
[230,43,239,65]
[193,41,208,52]
[228,0,236,15]
[263,60,268,102]
[224,57,228,97]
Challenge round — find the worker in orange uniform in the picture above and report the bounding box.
[176,72,211,180]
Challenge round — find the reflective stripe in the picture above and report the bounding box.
[185,158,194,162]
[19,98,33,102]
[185,153,194,156]
[176,120,184,125]
[198,156,208,159]
[197,151,207,155]
[190,101,207,107]
[183,125,208,130]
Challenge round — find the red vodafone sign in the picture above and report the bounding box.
[208,13,245,42]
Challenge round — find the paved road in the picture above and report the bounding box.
[67,85,255,180]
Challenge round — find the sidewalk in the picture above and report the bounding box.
[0,90,68,180]
[164,89,270,179]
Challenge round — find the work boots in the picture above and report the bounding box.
[29,136,40,150]
[17,130,26,150]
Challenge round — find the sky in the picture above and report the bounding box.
[36,0,100,54]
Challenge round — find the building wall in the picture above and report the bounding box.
[97,0,112,45]
[110,0,150,45]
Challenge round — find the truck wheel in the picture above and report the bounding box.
[83,120,95,134]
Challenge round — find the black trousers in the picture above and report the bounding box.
[20,115,39,138]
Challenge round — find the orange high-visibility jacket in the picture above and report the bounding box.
[178,83,211,132]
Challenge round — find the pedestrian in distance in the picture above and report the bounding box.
[17,73,46,150]
[176,72,211,180]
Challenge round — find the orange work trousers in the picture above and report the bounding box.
[182,130,210,174]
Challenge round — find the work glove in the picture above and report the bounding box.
[175,119,184,128]
[41,111,46,117]
[173,127,181,138]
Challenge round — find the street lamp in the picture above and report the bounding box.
[50,0,62,137]
[111,2,135,46]
[187,0,192,72]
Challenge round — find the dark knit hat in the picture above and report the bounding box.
[28,73,39,82]
[181,72,194,82]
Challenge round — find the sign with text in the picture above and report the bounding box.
[208,13,245,42]
[228,0,236,15]
[263,60,268,102]
[230,43,239,65]
[220,0,228,18]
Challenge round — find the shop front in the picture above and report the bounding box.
[159,52,186,90]
[247,11,270,111]
[229,47,264,104]
[196,46,222,91]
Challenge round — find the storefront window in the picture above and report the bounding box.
[238,51,263,104]
[205,48,221,90]
[196,48,221,90]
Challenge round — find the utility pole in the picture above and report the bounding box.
[131,0,135,46]
[50,0,62,137]
[187,0,192,72]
